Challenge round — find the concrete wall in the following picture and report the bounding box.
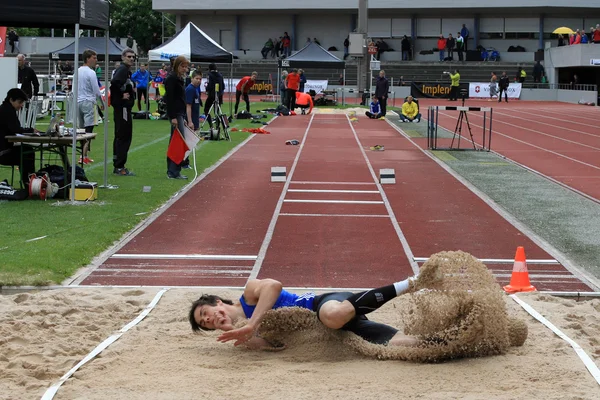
[544,45,600,69]
[519,88,597,104]
[238,14,294,50]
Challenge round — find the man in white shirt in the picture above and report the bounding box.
[77,49,104,164]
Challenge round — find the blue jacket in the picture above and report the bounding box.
[131,69,152,88]
[370,101,381,114]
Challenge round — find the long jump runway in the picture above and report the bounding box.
[78,114,594,292]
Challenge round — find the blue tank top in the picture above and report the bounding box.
[239,289,315,318]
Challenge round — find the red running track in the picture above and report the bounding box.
[421,99,600,201]
[79,112,593,291]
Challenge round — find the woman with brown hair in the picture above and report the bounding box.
[164,55,190,179]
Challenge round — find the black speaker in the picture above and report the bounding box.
[466,50,481,61]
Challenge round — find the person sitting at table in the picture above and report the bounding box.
[294,91,313,115]
[0,88,37,188]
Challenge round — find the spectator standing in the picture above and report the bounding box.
[7,29,19,53]
[489,72,498,101]
[498,71,509,103]
[557,34,566,47]
[365,95,382,119]
[456,33,464,62]
[164,55,190,180]
[338,73,344,85]
[594,25,600,44]
[282,33,291,57]
[280,70,288,105]
[0,88,36,188]
[17,54,39,99]
[111,61,121,79]
[109,48,136,176]
[285,69,300,111]
[261,39,274,59]
[298,69,306,93]
[374,70,390,117]
[401,35,411,61]
[532,61,544,84]
[274,38,282,58]
[77,49,104,164]
[132,63,152,111]
[234,72,257,114]
[446,34,455,61]
[570,74,579,89]
[343,36,350,60]
[437,35,447,62]
[519,67,526,83]
[186,70,202,131]
[581,31,589,44]
[461,24,470,51]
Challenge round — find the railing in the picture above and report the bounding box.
[521,83,598,92]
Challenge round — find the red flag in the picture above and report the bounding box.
[0,27,7,57]
[167,128,189,165]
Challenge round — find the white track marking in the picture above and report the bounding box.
[287,189,380,193]
[511,294,600,386]
[111,254,257,260]
[95,269,251,275]
[387,119,600,292]
[249,115,315,280]
[459,110,600,151]
[290,181,376,185]
[41,289,168,400]
[280,213,389,218]
[346,115,420,275]
[505,109,600,131]
[438,110,600,171]
[67,135,257,286]
[414,257,559,264]
[283,199,384,204]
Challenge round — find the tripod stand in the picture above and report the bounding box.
[450,96,476,150]
[199,91,230,141]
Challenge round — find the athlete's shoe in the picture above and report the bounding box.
[113,168,135,176]
[370,145,385,151]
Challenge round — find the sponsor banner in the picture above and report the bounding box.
[197,78,327,95]
[302,80,328,95]
[590,59,600,66]
[469,82,521,99]
[0,27,6,57]
[411,82,470,99]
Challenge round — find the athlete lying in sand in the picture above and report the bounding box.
[189,277,422,349]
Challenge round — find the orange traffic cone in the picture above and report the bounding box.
[503,247,536,293]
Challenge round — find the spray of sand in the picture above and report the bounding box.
[257,251,528,362]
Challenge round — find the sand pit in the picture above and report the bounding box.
[1,287,600,399]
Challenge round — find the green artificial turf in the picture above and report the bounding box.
[0,101,276,286]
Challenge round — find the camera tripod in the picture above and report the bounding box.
[450,96,476,150]
[199,94,231,141]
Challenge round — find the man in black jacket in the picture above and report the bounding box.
[110,48,136,176]
[17,55,39,99]
[498,71,509,103]
[374,70,390,117]
[0,88,36,187]
[204,63,225,129]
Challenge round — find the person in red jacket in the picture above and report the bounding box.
[295,91,313,115]
[594,25,600,44]
[437,35,447,62]
[235,71,257,115]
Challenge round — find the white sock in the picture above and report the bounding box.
[393,277,415,296]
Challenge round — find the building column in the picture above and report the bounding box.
[235,15,240,50]
[175,15,182,32]
[539,16,544,50]
[351,14,357,33]
[473,15,480,49]
[411,15,416,42]
[292,14,297,50]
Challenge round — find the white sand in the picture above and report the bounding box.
[1,289,599,399]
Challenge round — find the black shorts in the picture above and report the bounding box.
[312,292,398,345]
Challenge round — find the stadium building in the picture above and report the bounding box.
[153,0,600,64]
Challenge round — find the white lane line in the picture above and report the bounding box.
[41,289,169,400]
[511,294,600,386]
[103,264,254,269]
[249,114,315,280]
[283,199,384,204]
[111,254,257,260]
[280,213,389,218]
[346,115,420,275]
[493,273,578,279]
[438,110,600,171]
[96,268,251,275]
[465,110,600,150]
[414,257,559,264]
[290,181,376,185]
[387,119,600,292]
[287,189,380,194]
[506,109,600,132]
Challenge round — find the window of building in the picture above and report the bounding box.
[480,17,504,39]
